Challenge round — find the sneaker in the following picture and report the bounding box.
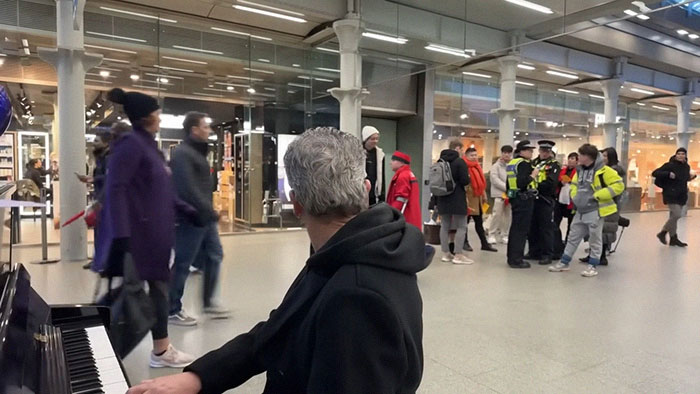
[500,237,508,244]
[548,262,570,272]
[487,236,497,244]
[149,344,195,368]
[452,254,474,265]
[189,266,203,274]
[203,304,231,319]
[441,253,454,263]
[581,265,598,277]
[168,310,198,326]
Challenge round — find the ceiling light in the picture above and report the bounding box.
[243,67,274,75]
[298,76,334,83]
[264,87,276,91]
[288,90,297,94]
[637,14,650,20]
[630,87,654,95]
[161,56,208,65]
[316,67,340,73]
[0,59,4,66]
[99,70,110,77]
[652,105,670,111]
[203,87,231,93]
[146,73,183,80]
[227,86,235,91]
[460,132,465,136]
[292,63,301,67]
[515,80,535,86]
[210,27,272,41]
[236,0,305,16]
[216,82,250,88]
[103,57,130,64]
[362,32,408,44]
[258,59,270,63]
[288,82,311,89]
[86,31,146,43]
[193,92,223,98]
[84,44,137,54]
[689,34,699,40]
[425,44,471,58]
[153,64,194,73]
[173,45,223,55]
[504,0,553,14]
[546,70,578,79]
[623,9,638,16]
[99,6,177,23]
[589,94,605,99]
[85,79,113,84]
[460,114,468,120]
[462,71,492,79]
[693,101,700,106]
[517,64,536,70]
[637,102,646,106]
[558,88,579,94]
[233,5,307,23]
[387,57,423,65]
[246,88,256,94]
[159,77,169,83]
[130,74,140,81]
[677,29,689,36]
[317,47,339,54]
[226,74,264,82]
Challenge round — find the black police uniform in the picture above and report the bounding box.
[506,141,538,269]
[526,141,561,265]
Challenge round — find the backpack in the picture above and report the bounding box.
[429,159,455,196]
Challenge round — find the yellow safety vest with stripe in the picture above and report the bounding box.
[570,165,625,217]
[506,157,536,195]
[535,158,557,184]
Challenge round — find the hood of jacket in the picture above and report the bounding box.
[572,153,604,214]
[307,203,428,276]
[440,149,460,163]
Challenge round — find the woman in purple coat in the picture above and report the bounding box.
[100,88,195,368]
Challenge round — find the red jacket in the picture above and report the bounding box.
[387,165,422,230]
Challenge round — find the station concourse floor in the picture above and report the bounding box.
[18,210,700,393]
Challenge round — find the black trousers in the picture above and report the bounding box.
[527,198,555,259]
[507,197,534,265]
[466,210,489,248]
[553,203,574,257]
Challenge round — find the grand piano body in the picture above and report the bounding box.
[0,263,129,394]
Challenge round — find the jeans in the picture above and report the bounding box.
[169,221,223,315]
[662,204,683,236]
[440,214,467,255]
[562,211,604,267]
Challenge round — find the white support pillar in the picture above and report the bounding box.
[493,55,520,147]
[674,95,694,151]
[38,0,101,261]
[600,79,624,149]
[329,17,368,139]
[482,134,496,174]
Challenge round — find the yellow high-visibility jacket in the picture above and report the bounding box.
[571,165,625,217]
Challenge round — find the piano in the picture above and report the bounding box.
[0,263,130,394]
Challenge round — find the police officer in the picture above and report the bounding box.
[525,140,562,266]
[506,140,539,269]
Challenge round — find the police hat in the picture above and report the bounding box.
[515,140,537,151]
[538,140,556,150]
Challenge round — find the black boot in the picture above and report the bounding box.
[449,242,455,254]
[579,256,590,263]
[657,231,668,245]
[481,244,498,252]
[538,257,552,266]
[670,235,687,247]
[463,241,474,252]
[599,248,608,266]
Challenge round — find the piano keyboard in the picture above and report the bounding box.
[62,326,129,394]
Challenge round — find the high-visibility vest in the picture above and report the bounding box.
[570,165,625,217]
[506,157,536,192]
[534,158,557,184]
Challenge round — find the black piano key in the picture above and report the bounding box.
[69,366,98,377]
[72,381,103,393]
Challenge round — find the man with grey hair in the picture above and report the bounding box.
[128,127,427,394]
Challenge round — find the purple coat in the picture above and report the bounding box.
[95,128,178,281]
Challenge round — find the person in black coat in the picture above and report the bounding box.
[127,127,427,394]
[653,147,696,247]
[436,139,472,264]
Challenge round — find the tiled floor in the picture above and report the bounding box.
[17,210,700,393]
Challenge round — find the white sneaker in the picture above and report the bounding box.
[548,262,570,272]
[441,253,454,263]
[204,304,231,319]
[150,344,195,368]
[501,236,508,244]
[168,309,198,326]
[452,254,474,265]
[581,265,598,277]
[487,236,497,244]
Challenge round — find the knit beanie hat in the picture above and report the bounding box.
[676,147,687,154]
[107,88,160,124]
[362,126,380,142]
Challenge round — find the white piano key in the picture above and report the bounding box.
[102,380,130,394]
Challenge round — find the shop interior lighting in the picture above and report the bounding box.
[517,64,536,70]
[292,63,301,67]
[158,77,169,84]
[589,94,606,99]
[258,58,270,63]
[99,6,177,23]
[624,9,639,16]
[233,5,307,23]
[460,114,469,120]
[288,82,311,89]
[172,45,223,55]
[425,44,471,58]
[215,82,251,88]
[153,64,194,73]
[130,74,140,81]
[689,34,699,39]
[362,32,408,44]
[316,67,340,73]
[637,102,646,106]
[316,47,339,54]
[504,0,553,14]
[98,71,110,77]
[515,80,535,86]
[145,73,183,80]
[694,101,700,105]
[546,70,578,79]
[85,44,137,54]
[85,79,113,84]
[557,88,579,94]
[21,39,30,56]
[161,56,208,65]
[637,14,650,20]
[193,92,223,98]
[246,88,256,94]
[103,57,130,64]
[96,66,121,72]
[86,31,146,43]
[462,71,492,78]
[243,67,275,75]
[226,86,235,91]
[210,27,272,41]
[264,87,276,91]
[652,105,670,111]
[237,0,305,16]
[203,87,231,93]
[298,76,334,83]
[630,87,654,95]
[227,75,264,82]
[677,29,689,36]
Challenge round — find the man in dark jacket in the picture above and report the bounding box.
[653,147,695,247]
[128,127,426,394]
[168,112,229,326]
[436,139,472,265]
[526,140,561,266]
[506,140,539,268]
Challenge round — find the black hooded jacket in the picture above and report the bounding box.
[652,156,692,206]
[185,203,428,393]
[435,149,470,215]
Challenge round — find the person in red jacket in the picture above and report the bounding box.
[387,151,422,230]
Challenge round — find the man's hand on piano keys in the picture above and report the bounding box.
[126,372,202,394]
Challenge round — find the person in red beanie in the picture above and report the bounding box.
[387,151,422,229]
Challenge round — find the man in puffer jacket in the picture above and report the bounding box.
[653,147,696,247]
[548,144,624,278]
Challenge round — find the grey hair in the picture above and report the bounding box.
[284,127,368,217]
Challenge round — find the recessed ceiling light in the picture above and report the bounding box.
[316,47,339,54]
[652,105,670,111]
[677,29,689,36]
[504,0,553,14]
[462,71,492,78]
[86,31,146,43]
[247,87,256,94]
[316,67,340,73]
[153,64,194,73]
[236,0,305,16]
[558,88,579,94]
[637,102,646,106]
[173,45,223,55]
[630,87,654,95]
[425,44,472,58]
[637,14,650,20]
[362,32,408,44]
[515,80,535,86]
[227,74,264,82]
[159,77,169,83]
[387,57,423,65]
[258,58,270,63]
[589,94,605,99]
[243,67,275,75]
[292,63,301,67]
[233,5,307,23]
[99,6,177,23]
[210,27,272,41]
[215,82,250,88]
[288,82,311,89]
[460,114,468,119]
[84,44,137,54]
[623,9,638,16]
[103,57,130,64]
[193,92,223,98]
[130,74,140,81]
[99,70,110,77]
[161,56,208,65]
[517,64,536,70]
[689,34,699,40]
[146,73,183,80]
[227,86,235,91]
[694,101,700,105]
[546,70,578,79]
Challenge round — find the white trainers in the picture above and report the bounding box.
[452,254,474,265]
[581,265,598,277]
[204,304,231,319]
[501,236,508,244]
[441,253,454,263]
[168,309,198,326]
[150,344,195,368]
[548,262,570,272]
[487,236,497,245]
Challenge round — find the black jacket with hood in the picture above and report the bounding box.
[652,156,692,206]
[185,203,428,393]
[170,136,217,226]
[435,149,470,215]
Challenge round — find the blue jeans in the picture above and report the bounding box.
[169,221,223,315]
